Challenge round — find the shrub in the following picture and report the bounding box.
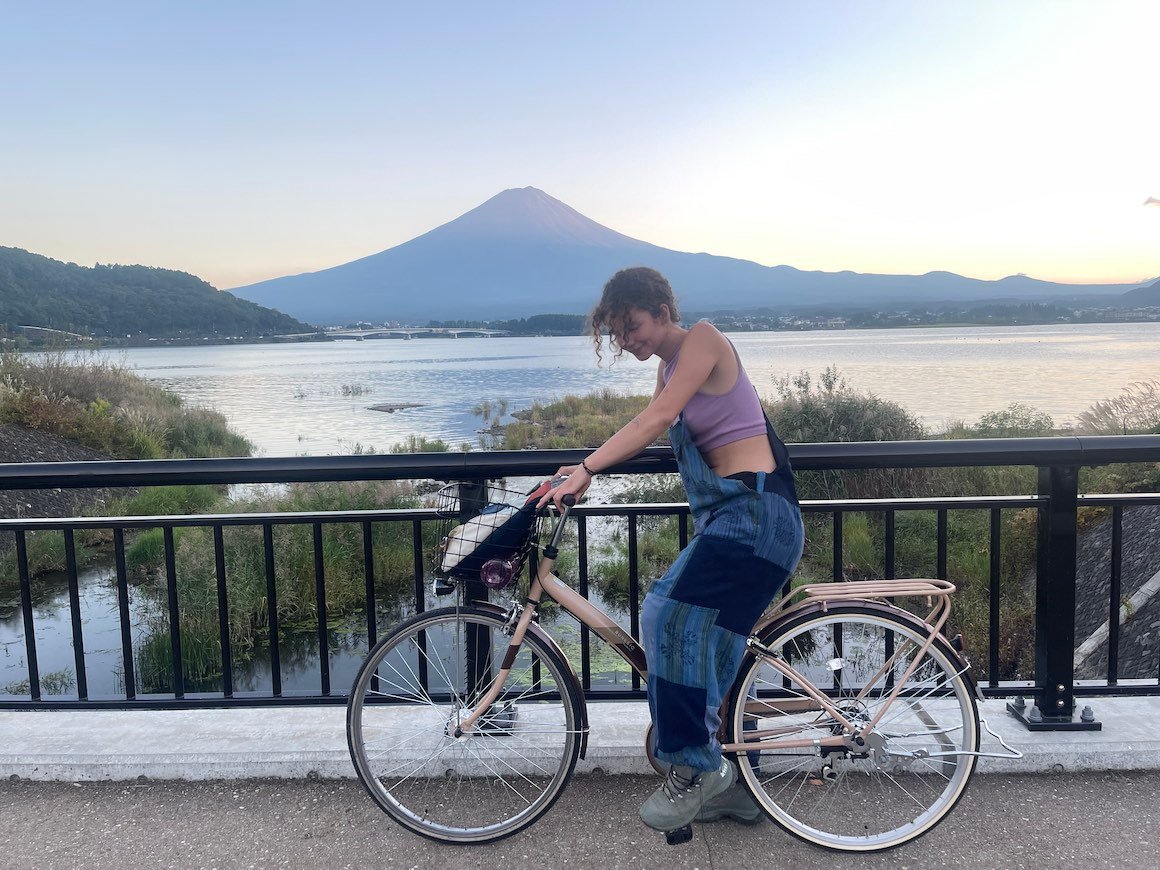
[766,367,931,500]
[973,403,1055,438]
[942,402,1054,439]
[768,367,926,443]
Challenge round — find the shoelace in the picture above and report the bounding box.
[661,767,700,802]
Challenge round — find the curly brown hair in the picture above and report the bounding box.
[588,267,681,364]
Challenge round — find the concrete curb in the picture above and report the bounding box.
[2,697,1157,781]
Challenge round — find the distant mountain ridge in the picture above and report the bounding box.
[229,187,1151,324]
[1119,278,1160,306]
[0,247,313,338]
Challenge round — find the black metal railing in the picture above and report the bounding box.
[2,436,1159,727]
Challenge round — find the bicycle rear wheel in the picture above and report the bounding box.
[347,606,583,843]
[728,606,979,851]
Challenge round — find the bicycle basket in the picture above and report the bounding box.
[433,483,543,582]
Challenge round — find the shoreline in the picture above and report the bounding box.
[10,313,1160,353]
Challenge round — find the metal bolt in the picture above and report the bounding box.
[1056,698,1066,709]
[1056,684,1066,693]
[1029,705,1043,723]
[1011,695,1026,711]
[1080,705,1095,723]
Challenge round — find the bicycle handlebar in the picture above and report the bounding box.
[542,492,577,555]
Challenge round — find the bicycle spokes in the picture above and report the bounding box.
[347,607,583,843]
[731,609,979,851]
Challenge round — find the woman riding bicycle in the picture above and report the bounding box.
[542,266,805,834]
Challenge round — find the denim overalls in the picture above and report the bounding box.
[640,414,805,771]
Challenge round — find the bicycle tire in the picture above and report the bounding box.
[728,605,979,852]
[347,606,583,844]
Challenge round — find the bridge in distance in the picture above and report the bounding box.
[326,327,510,339]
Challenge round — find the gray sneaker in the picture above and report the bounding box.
[639,759,735,832]
[697,779,763,824]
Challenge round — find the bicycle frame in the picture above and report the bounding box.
[456,505,968,761]
[453,539,647,735]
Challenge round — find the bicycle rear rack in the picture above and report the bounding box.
[772,577,956,634]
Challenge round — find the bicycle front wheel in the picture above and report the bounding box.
[347,606,583,844]
[729,606,979,852]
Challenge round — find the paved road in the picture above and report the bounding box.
[1,771,1156,869]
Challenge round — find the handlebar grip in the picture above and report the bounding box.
[562,494,577,508]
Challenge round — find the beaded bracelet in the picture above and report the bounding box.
[580,459,597,478]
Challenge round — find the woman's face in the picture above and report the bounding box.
[616,305,668,360]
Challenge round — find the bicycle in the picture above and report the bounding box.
[347,480,1009,850]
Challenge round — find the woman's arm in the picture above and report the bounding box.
[540,322,728,508]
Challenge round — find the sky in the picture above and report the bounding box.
[1,1,1157,290]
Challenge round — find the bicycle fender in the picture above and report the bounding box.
[752,599,985,702]
[471,602,591,758]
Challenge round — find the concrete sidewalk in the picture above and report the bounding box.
[2,696,1158,781]
[3,771,1158,869]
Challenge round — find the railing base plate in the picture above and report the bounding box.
[1006,701,1102,731]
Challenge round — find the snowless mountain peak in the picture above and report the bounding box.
[427,186,648,249]
[228,188,1147,324]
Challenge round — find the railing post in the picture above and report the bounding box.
[457,481,492,703]
[1008,464,1100,730]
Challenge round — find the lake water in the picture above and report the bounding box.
[5,322,1159,699]
[102,322,1160,457]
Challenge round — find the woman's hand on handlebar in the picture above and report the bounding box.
[536,465,592,510]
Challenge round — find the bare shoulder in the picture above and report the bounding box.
[686,320,730,357]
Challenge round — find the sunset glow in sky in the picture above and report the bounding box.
[2,1,1157,290]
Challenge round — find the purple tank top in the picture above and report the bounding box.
[663,341,767,452]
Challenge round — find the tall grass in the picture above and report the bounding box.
[0,531,84,578]
[1074,380,1160,435]
[388,435,470,453]
[127,480,434,692]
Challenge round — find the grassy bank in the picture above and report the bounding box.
[0,348,251,459]
[0,349,253,582]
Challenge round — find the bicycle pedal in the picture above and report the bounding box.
[665,825,693,845]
